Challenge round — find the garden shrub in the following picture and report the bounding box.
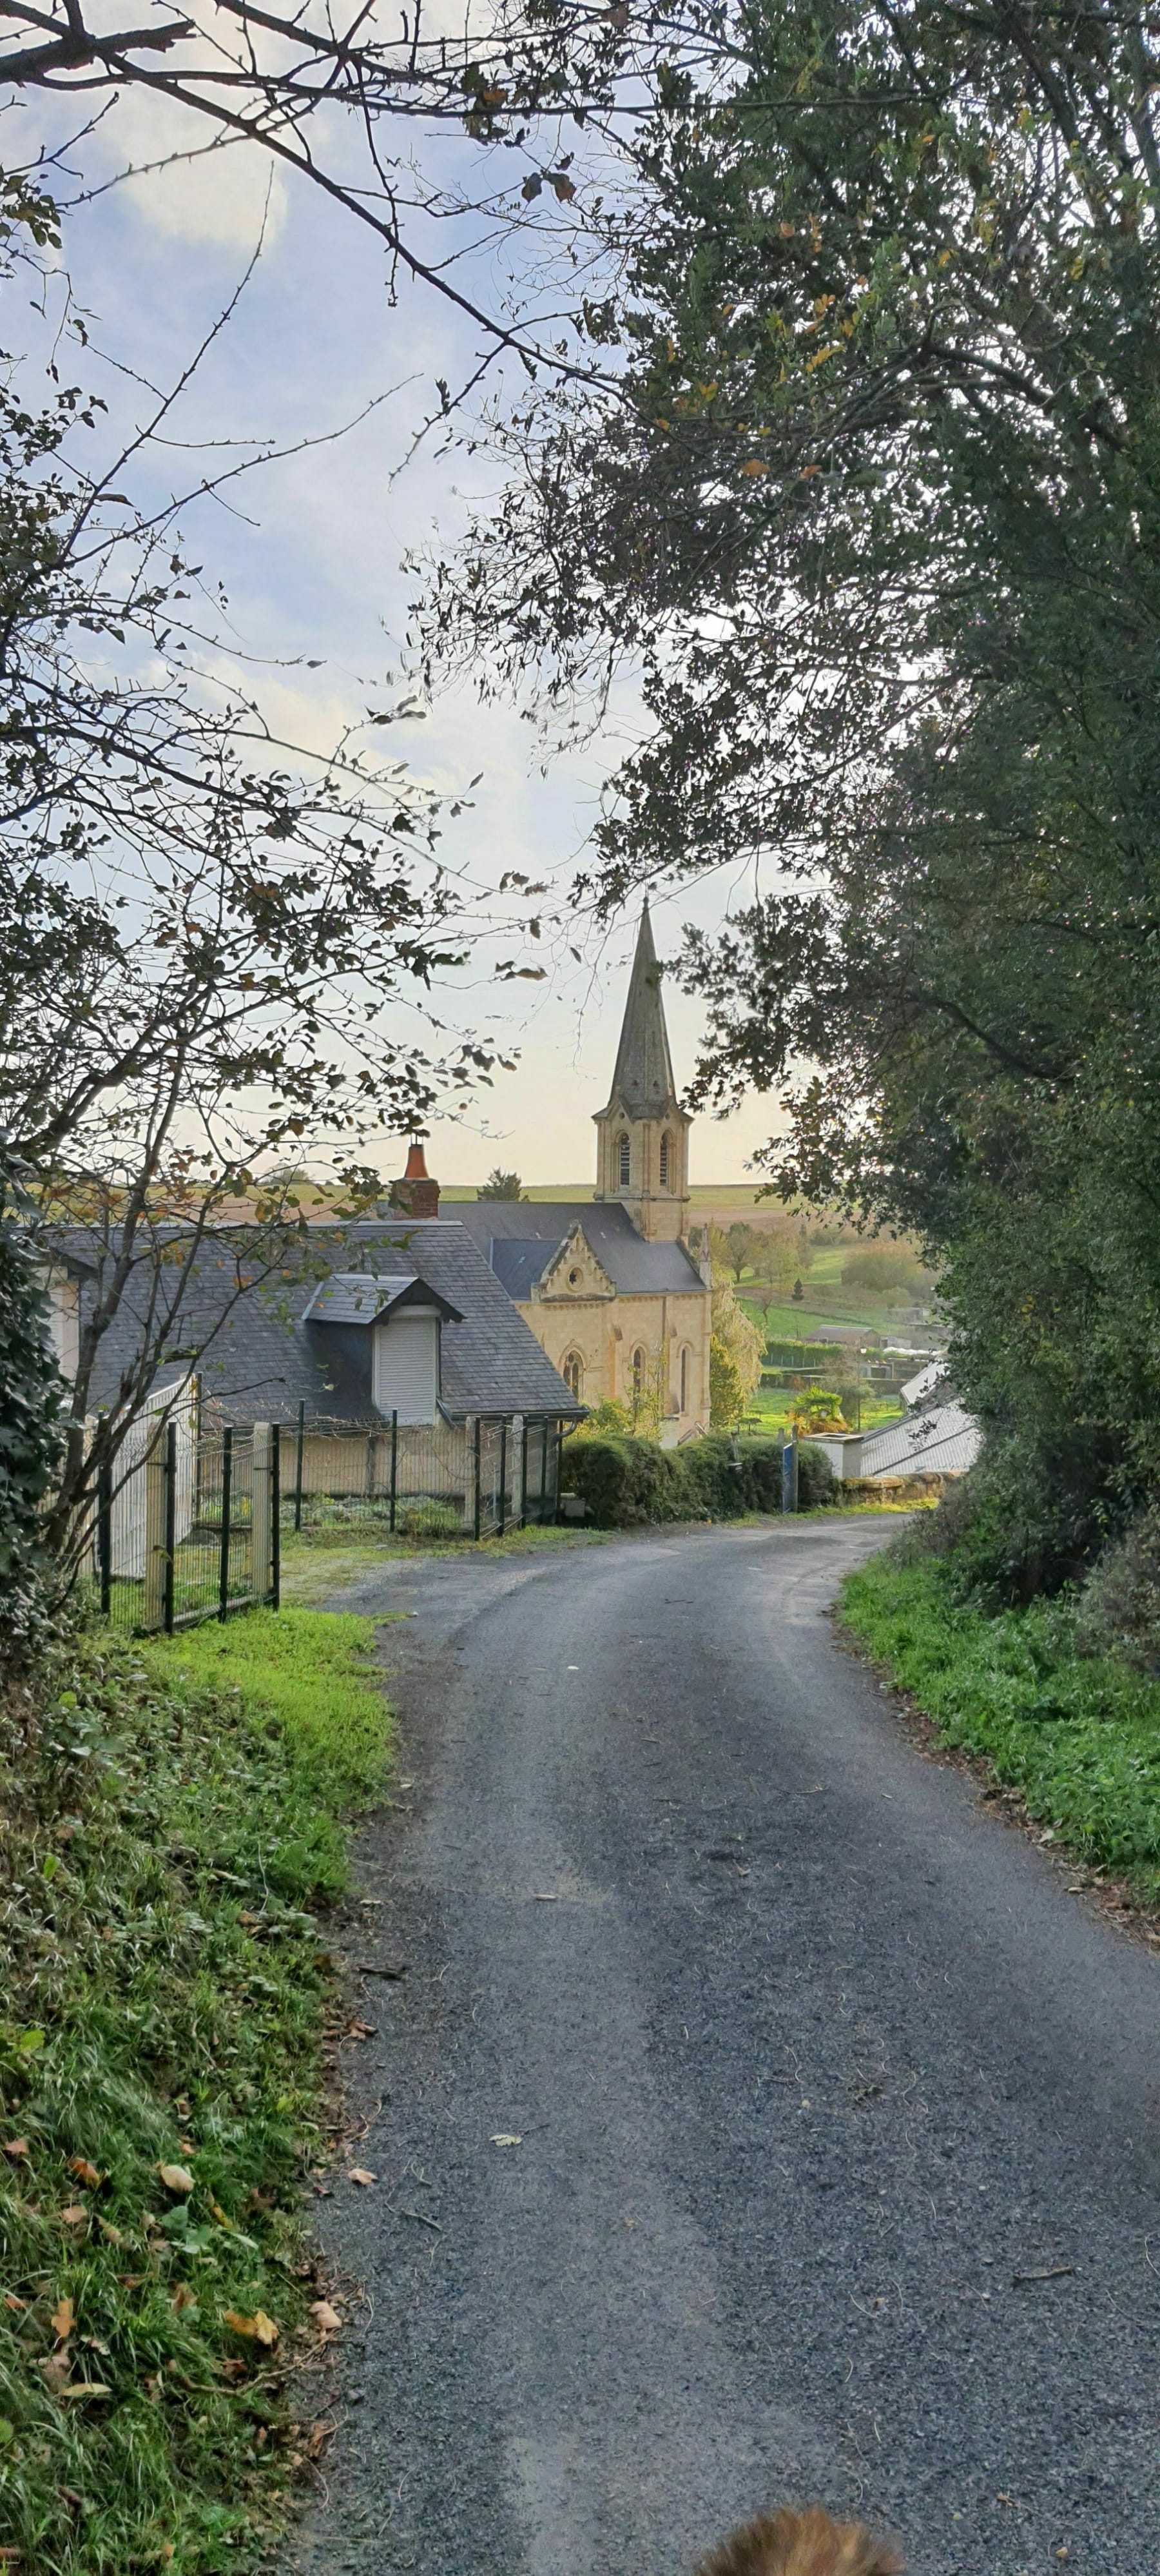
[1075,1498,1160,1676]
[558,1430,835,1528]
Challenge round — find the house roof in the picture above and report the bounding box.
[76,1220,582,1426]
[302,1272,461,1327]
[595,903,686,1123]
[860,1401,981,1479]
[458,1196,706,1298]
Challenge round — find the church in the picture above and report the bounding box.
[394,906,713,1443]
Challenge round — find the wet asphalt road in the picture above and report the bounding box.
[292,1518,1159,2576]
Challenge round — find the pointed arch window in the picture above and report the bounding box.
[659,1129,672,1189]
[631,1345,646,1402]
[562,1350,584,1401]
[616,1131,631,1189]
[679,1343,690,1412]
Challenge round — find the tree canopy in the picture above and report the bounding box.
[423,0,1160,1588]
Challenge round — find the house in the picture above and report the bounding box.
[81,1218,583,1436]
[455,904,713,1442]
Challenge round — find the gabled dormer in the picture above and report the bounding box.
[534,1223,617,1303]
[302,1271,461,1423]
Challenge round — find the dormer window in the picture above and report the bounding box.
[617,1131,631,1189]
[659,1130,672,1189]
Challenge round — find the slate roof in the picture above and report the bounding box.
[458,1197,706,1298]
[77,1220,582,1426]
[301,1273,461,1326]
[596,903,686,1122]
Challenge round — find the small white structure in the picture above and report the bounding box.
[815,1400,980,1483]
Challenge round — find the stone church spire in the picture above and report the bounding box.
[594,903,691,1242]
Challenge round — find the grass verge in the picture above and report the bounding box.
[841,1549,1160,1904]
[0,1606,387,2574]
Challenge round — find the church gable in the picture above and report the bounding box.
[536,1224,616,1303]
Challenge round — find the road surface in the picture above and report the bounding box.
[293,1518,1158,2576]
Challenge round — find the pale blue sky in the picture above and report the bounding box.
[14,84,782,1186]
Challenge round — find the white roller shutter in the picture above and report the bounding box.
[372,1311,439,1422]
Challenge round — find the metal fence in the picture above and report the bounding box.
[80,1401,564,1635]
[283,1408,563,1544]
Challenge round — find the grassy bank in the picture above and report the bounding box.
[0,1606,387,2574]
[842,1550,1160,1903]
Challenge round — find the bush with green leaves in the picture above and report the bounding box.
[0,1180,65,1672]
[558,1430,834,1527]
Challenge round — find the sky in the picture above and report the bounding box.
[8,59,786,1187]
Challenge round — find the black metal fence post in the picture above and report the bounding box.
[498,1420,507,1539]
[389,1410,398,1533]
[97,1455,112,1617]
[163,1418,177,1635]
[550,1420,562,1523]
[472,1417,482,1541]
[539,1419,549,1525]
[218,1427,233,1620]
[519,1419,529,1531]
[294,1398,305,1531]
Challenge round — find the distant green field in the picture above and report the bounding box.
[439,1182,773,1205]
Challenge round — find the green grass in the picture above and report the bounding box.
[278,1521,605,1605]
[0,1606,388,2573]
[841,1549,1160,1902]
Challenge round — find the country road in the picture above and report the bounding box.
[293,1519,1159,2576]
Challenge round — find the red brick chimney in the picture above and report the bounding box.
[390,1137,440,1220]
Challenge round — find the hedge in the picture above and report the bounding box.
[557,1431,836,1528]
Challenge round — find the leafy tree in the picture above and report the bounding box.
[710,1337,745,1429]
[423,0,1160,1590]
[0,1157,66,1668]
[478,1170,527,1200]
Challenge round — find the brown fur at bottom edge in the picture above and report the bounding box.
[693,2504,904,2576]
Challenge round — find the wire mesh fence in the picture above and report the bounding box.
[78,1400,564,1635]
[283,1409,563,1543]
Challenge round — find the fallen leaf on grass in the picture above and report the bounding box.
[222,2307,278,2347]
[52,2296,74,2343]
[2,2142,28,2161]
[61,2205,87,2227]
[157,2163,194,2195]
[309,2301,342,2334]
[170,2284,197,2312]
[68,2158,101,2188]
[489,2134,522,2148]
[58,2383,111,2401]
[3,2295,26,2312]
[97,2219,123,2247]
[347,2167,376,2187]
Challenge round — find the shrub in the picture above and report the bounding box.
[1075,1499,1160,1675]
[907,1433,1116,1605]
[557,1430,834,1528]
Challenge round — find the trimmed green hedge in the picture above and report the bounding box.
[558,1431,836,1528]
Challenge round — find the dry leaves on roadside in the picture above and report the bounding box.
[347,2167,376,2187]
[490,2134,522,2148]
[222,2307,278,2347]
[309,2300,342,2334]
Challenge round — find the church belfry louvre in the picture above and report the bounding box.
[456,906,712,1440]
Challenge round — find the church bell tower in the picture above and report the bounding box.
[594,904,691,1243]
